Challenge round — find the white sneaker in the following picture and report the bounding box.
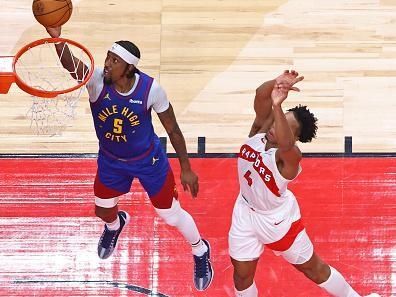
[365,294,380,297]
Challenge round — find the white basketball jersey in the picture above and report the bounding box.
[237,133,301,212]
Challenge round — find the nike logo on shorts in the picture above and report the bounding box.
[274,219,284,226]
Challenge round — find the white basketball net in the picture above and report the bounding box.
[28,87,85,135]
[14,40,92,135]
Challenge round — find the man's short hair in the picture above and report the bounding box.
[288,105,318,143]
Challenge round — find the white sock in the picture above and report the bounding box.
[155,199,204,253]
[191,239,208,257]
[235,282,258,297]
[106,216,120,231]
[319,266,361,297]
[170,207,201,245]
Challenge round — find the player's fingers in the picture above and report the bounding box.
[187,184,193,196]
[192,181,199,197]
[278,83,290,89]
[277,82,285,87]
[291,87,300,92]
[182,183,188,192]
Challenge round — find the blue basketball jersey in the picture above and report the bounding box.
[90,70,156,160]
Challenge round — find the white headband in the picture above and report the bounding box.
[109,43,139,66]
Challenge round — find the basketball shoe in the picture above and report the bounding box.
[97,211,130,259]
[193,239,214,291]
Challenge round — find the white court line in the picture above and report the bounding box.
[150,217,161,296]
[392,247,396,296]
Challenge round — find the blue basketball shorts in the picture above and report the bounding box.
[95,139,172,200]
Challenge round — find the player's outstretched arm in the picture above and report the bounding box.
[249,79,276,137]
[46,26,89,82]
[250,70,303,137]
[157,104,199,198]
[271,72,304,180]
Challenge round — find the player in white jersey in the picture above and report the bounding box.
[228,70,380,297]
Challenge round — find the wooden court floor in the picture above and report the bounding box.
[0,0,396,153]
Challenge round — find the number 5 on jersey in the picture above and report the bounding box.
[113,118,123,134]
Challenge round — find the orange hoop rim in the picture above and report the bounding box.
[13,37,94,98]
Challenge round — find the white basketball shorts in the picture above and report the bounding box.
[228,194,314,265]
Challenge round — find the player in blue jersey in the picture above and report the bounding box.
[46,26,213,291]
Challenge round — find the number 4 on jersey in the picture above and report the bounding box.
[244,170,253,186]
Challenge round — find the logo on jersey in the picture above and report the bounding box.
[129,99,143,104]
[239,144,280,197]
[97,104,141,143]
[104,93,111,101]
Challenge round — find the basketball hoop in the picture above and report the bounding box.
[0,56,14,94]
[0,37,94,98]
[0,37,94,135]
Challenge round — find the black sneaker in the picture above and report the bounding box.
[193,239,214,291]
[97,211,130,259]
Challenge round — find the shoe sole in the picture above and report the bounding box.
[195,239,214,291]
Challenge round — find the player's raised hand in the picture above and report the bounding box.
[271,82,298,106]
[276,69,304,87]
[271,70,304,106]
[46,26,62,38]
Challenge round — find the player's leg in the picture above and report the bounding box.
[149,169,202,245]
[139,149,213,291]
[149,170,213,291]
[94,153,132,259]
[229,197,262,297]
[294,252,380,297]
[278,229,378,297]
[154,199,213,291]
[230,258,259,297]
[294,251,362,296]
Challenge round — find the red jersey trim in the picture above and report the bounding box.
[239,144,280,197]
[266,219,305,252]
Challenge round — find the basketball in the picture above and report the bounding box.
[32,0,73,28]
